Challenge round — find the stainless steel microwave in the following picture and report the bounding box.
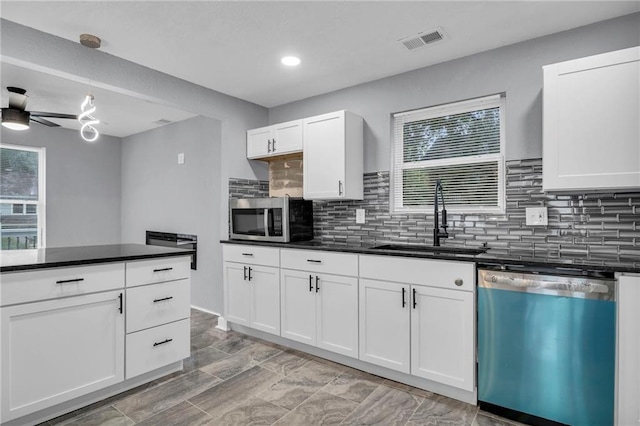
[229,197,314,243]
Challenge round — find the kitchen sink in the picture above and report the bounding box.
[371,244,488,256]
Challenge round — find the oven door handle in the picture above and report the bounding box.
[264,208,270,237]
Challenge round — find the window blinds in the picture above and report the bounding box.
[392,94,505,213]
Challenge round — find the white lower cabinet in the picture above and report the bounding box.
[126,318,190,379]
[359,279,410,372]
[223,245,281,336]
[280,269,358,357]
[125,257,192,379]
[411,285,474,390]
[224,262,280,335]
[0,290,125,422]
[359,255,475,392]
[617,274,640,425]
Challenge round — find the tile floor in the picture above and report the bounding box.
[40,310,525,426]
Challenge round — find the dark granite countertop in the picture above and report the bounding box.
[1,244,195,272]
[221,239,640,276]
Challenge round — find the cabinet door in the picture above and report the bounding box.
[224,262,251,326]
[543,47,640,191]
[249,265,281,335]
[247,126,272,159]
[303,111,346,199]
[359,279,410,373]
[272,120,303,156]
[280,269,316,345]
[316,273,358,358]
[411,285,474,391]
[618,274,640,425]
[1,291,124,422]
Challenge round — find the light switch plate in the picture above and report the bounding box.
[526,207,548,226]
[355,209,365,224]
[178,153,185,164]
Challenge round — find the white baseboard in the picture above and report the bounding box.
[190,305,229,331]
[190,305,221,316]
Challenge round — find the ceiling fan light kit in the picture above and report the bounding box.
[1,108,30,131]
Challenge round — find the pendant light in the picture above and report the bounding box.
[78,94,100,142]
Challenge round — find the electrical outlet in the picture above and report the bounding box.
[178,153,185,164]
[355,209,365,224]
[526,207,548,226]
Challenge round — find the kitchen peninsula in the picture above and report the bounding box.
[0,244,194,426]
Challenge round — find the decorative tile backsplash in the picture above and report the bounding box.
[229,158,640,265]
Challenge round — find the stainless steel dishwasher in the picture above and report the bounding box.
[477,268,616,426]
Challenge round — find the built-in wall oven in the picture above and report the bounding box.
[229,197,313,243]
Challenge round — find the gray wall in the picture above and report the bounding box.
[121,116,221,312]
[1,125,122,247]
[268,13,640,171]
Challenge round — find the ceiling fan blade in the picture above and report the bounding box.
[30,116,60,127]
[30,111,77,119]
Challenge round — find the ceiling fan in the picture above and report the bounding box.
[1,87,77,131]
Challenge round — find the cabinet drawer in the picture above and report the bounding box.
[126,257,190,288]
[126,279,191,333]
[125,319,190,379]
[1,263,125,307]
[281,249,358,276]
[223,244,280,267]
[359,255,475,291]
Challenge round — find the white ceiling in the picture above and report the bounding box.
[1,1,639,136]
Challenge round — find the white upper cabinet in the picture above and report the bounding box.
[247,119,303,159]
[303,110,363,200]
[543,47,640,192]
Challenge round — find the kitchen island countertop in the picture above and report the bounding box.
[1,244,194,273]
[221,239,640,276]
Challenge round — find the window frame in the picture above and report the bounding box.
[390,94,506,214]
[0,143,46,248]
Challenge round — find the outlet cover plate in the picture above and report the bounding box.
[526,207,548,226]
[355,209,365,224]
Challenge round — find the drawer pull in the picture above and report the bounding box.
[315,276,320,293]
[307,259,322,263]
[153,267,173,272]
[248,267,253,281]
[402,287,406,308]
[241,253,254,257]
[56,278,84,284]
[455,279,464,287]
[309,275,313,292]
[118,293,123,314]
[153,296,174,303]
[412,288,417,309]
[153,338,173,347]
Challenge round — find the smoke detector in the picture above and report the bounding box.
[398,28,446,51]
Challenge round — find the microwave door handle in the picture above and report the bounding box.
[264,208,270,237]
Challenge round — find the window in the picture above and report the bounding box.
[1,144,46,250]
[391,94,505,213]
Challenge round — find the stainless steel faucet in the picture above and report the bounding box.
[433,179,449,246]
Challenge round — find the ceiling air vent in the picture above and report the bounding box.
[153,119,173,125]
[399,28,445,51]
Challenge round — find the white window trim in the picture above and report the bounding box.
[390,94,506,214]
[0,143,46,248]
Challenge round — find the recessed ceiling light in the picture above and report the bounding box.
[281,56,301,66]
